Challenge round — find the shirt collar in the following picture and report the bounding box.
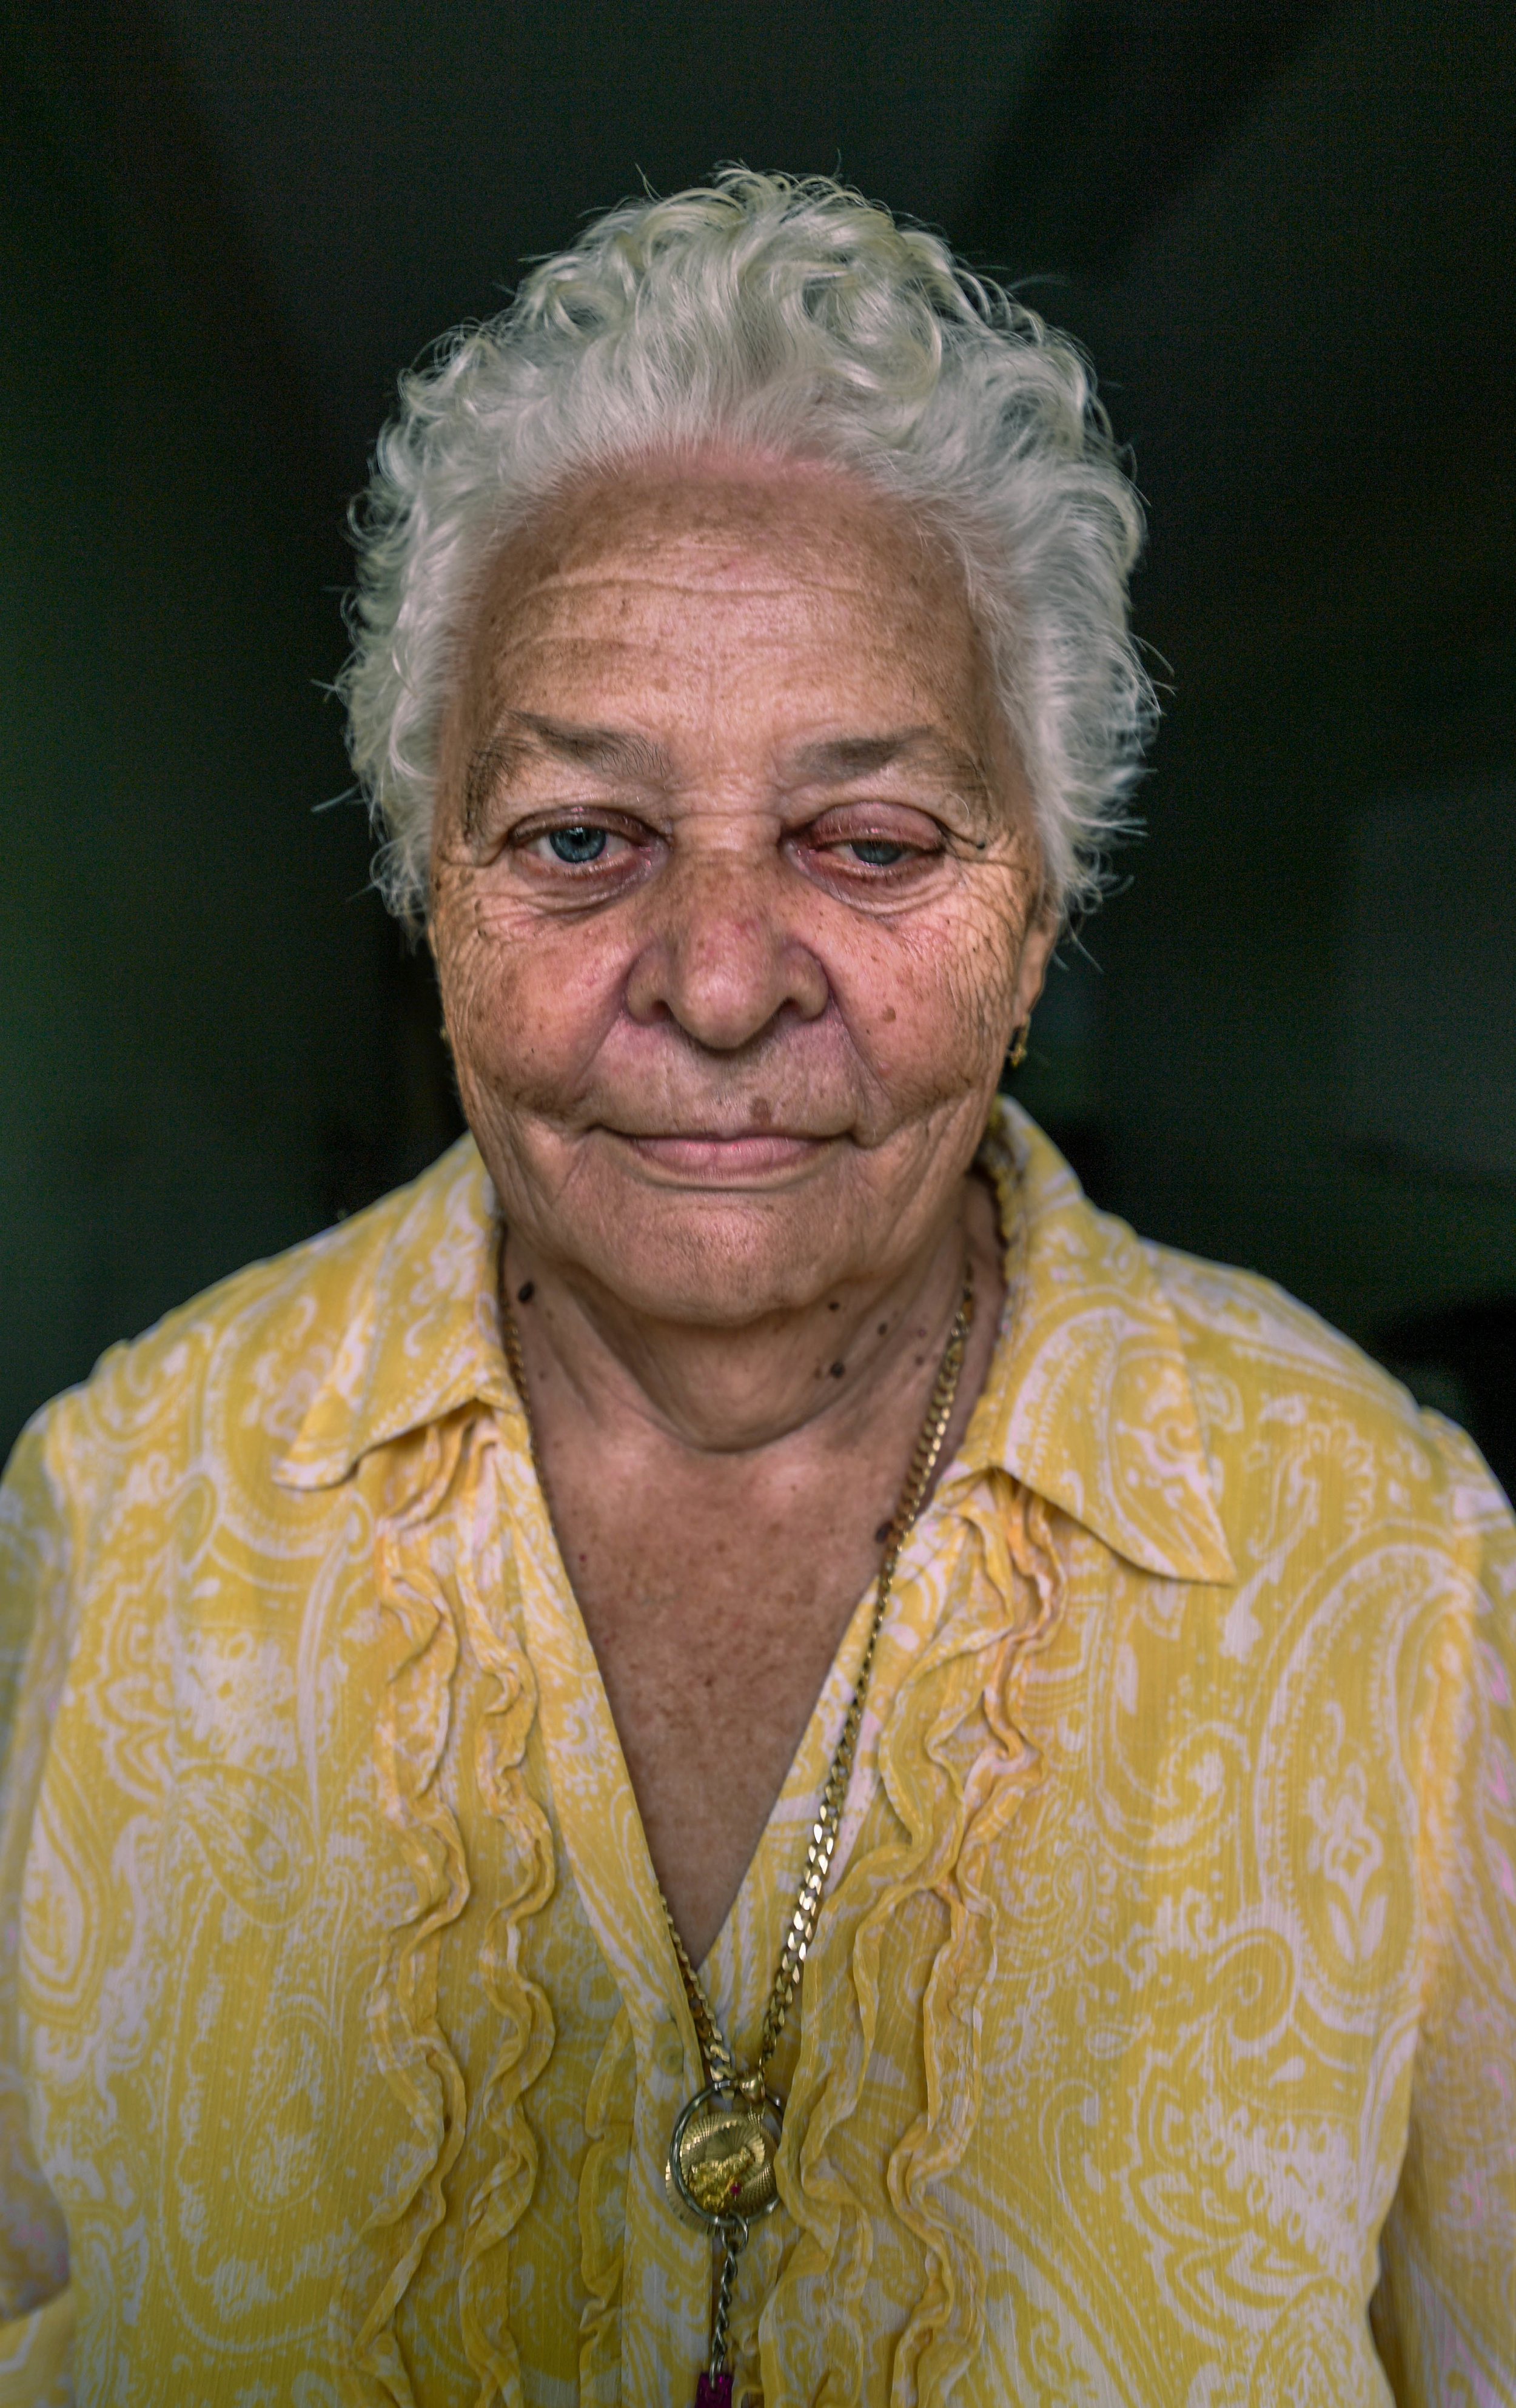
[272,1135,515,1489]
[273,1107,1236,1586]
[953,1101,1236,1584]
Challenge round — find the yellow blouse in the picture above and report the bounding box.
[0,1104,1512,2407]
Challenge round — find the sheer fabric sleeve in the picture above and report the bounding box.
[0,1422,75,2403]
[1371,1418,1516,2404]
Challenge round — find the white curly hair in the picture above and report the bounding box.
[341,170,1152,928]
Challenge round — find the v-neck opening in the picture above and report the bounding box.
[504,1407,976,2075]
[697,1447,970,1945]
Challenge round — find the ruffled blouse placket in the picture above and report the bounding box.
[492,1417,717,2396]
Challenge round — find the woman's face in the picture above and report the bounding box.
[430,455,1056,1325]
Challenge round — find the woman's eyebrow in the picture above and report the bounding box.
[464,719,991,832]
[463,711,674,832]
[786,729,991,799]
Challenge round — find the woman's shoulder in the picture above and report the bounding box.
[1142,1232,1509,1571]
[985,1103,1509,1589]
[1145,1237,1417,1426]
[11,1135,491,1525]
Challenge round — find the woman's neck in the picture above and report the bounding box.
[501,1175,997,1470]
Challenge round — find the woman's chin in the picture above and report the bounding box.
[557,1195,888,1328]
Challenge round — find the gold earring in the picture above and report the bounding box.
[1007,1022,1030,1070]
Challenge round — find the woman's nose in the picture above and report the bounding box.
[622,856,830,1051]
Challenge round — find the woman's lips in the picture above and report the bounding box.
[611,1130,831,1178]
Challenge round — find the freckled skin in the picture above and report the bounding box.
[430,455,1056,1958]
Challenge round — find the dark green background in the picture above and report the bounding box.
[4,0,1512,1484]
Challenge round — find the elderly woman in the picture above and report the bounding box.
[0,173,1512,2408]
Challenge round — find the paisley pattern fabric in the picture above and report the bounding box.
[0,1101,1511,2407]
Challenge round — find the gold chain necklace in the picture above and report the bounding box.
[500,1258,973,2406]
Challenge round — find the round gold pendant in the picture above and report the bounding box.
[666,2079,784,2229]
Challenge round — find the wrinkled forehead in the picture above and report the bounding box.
[447,454,1010,780]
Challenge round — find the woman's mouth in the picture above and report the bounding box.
[609,1130,832,1178]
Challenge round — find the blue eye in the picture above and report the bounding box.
[548,825,608,864]
[848,839,908,866]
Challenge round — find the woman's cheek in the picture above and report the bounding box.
[434,907,528,1101]
[441,917,616,1121]
[856,910,1016,1102]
